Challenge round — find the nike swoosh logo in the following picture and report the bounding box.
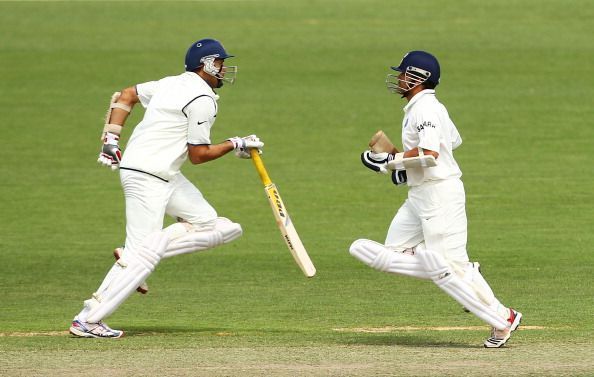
[197,120,207,125]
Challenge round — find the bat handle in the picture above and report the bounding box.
[250,149,272,186]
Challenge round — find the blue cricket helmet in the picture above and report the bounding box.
[184,38,234,72]
[391,50,440,86]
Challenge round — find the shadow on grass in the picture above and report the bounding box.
[121,326,231,336]
[97,326,479,348]
[337,333,478,348]
[119,325,319,336]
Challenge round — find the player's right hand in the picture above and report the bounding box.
[391,169,407,185]
[228,134,264,159]
[98,132,122,170]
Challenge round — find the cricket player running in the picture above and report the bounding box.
[69,38,263,338]
[351,51,522,348]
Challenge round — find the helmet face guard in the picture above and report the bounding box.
[386,66,431,95]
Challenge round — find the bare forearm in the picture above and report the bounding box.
[404,147,439,159]
[109,108,132,128]
[188,142,234,164]
[108,87,140,130]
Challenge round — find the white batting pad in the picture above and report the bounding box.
[460,262,510,319]
[84,231,169,323]
[458,262,495,306]
[415,245,509,330]
[349,239,430,279]
[163,217,242,259]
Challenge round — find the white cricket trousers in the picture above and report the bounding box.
[120,170,217,252]
[385,178,469,264]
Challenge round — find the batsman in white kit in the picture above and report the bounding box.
[352,51,522,348]
[69,38,264,338]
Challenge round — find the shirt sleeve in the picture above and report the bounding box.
[135,80,159,108]
[451,126,463,150]
[185,96,217,145]
[415,112,441,152]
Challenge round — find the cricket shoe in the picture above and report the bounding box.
[484,308,523,348]
[69,318,124,339]
[113,247,149,294]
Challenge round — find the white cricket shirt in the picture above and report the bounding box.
[401,89,463,186]
[120,72,218,180]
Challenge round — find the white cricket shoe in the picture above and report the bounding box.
[113,247,149,294]
[69,318,124,338]
[484,308,522,348]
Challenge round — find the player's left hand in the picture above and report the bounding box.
[98,132,122,170]
[360,150,394,174]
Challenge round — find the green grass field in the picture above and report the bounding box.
[1,1,593,376]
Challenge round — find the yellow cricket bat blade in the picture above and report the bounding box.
[263,183,316,277]
[250,150,316,278]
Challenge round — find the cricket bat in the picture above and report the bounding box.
[250,149,316,278]
[369,130,398,153]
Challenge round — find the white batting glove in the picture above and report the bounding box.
[360,150,394,174]
[228,134,264,159]
[98,132,122,170]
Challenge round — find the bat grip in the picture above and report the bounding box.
[250,149,272,186]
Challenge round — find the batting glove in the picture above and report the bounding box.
[391,169,407,186]
[228,134,264,159]
[98,132,122,170]
[360,150,394,174]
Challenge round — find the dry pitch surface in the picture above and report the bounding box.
[1,327,592,377]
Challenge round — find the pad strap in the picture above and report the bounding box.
[102,124,123,137]
[110,102,131,112]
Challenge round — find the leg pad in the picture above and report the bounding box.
[349,239,430,279]
[415,245,508,330]
[85,231,168,323]
[163,217,242,259]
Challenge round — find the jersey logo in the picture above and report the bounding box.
[197,120,207,125]
[416,121,436,132]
